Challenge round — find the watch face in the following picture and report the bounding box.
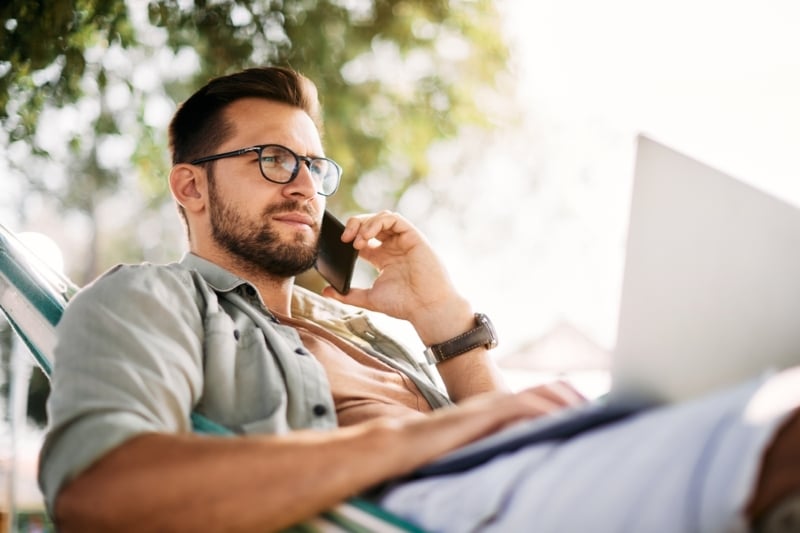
[475,313,499,349]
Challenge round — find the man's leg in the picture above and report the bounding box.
[382,370,800,533]
[749,409,800,531]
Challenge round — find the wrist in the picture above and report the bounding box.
[423,313,499,365]
[410,297,474,346]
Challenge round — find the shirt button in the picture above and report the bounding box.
[295,347,309,356]
[233,329,240,341]
[312,404,328,417]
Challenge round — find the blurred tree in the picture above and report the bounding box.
[2,0,511,279]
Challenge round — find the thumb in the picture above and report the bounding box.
[321,286,373,310]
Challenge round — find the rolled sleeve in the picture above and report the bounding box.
[38,264,206,510]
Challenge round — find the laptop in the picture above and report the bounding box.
[412,134,800,478]
[611,135,800,404]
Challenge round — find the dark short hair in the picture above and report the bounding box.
[168,66,322,165]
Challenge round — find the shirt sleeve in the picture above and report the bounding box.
[38,263,206,512]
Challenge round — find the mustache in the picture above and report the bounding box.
[263,201,317,217]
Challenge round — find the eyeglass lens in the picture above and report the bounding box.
[259,145,339,195]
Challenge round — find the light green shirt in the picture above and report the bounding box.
[39,253,450,510]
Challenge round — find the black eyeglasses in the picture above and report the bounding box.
[190,144,342,196]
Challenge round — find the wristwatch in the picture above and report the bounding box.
[423,313,499,365]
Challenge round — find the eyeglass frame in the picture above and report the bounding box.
[189,143,343,197]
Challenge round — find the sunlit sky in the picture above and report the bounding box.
[410,0,800,359]
[507,0,800,186]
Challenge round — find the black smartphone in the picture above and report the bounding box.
[315,210,358,294]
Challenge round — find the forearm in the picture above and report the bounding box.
[56,425,400,532]
[436,347,510,400]
[54,400,531,533]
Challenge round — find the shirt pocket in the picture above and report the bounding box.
[199,321,289,432]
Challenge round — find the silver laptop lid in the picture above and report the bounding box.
[611,135,800,403]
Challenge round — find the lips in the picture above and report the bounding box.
[273,212,316,229]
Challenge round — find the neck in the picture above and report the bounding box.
[192,245,296,316]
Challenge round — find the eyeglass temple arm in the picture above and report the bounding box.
[190,147,258,165]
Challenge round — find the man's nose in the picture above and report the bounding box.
[283,161,318,198]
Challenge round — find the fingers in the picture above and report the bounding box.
[341,211,416,251]
[322,209,459,323]
[519,381,588,410]
[485,382,587,430]
[457,382,586,425]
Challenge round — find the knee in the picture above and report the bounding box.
[748,407,800,528]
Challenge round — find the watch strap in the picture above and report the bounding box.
[423,313,498,365]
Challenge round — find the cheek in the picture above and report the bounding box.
[231,180,281,207]
[313,196,326,214]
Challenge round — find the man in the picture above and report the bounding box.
[39,67,800,532]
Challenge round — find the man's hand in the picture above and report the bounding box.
[440,379,587,428]
[320,210,511,401]
[321,211,471,346]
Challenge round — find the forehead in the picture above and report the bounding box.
[221,97,322,152]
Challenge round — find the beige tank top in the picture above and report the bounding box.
[276,313,433,426]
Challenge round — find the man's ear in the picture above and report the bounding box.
[169,163,206,214]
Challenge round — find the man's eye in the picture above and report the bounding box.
[310,161,328,175]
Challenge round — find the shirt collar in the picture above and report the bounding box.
[178,252,358,323]
[179,252,250,294]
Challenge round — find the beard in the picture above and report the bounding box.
[207,172,319,278]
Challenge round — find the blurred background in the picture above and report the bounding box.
[1,0,799,529]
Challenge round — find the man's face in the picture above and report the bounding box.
[204,98,327,277]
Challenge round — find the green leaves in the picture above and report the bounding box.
[2,0,511,271]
